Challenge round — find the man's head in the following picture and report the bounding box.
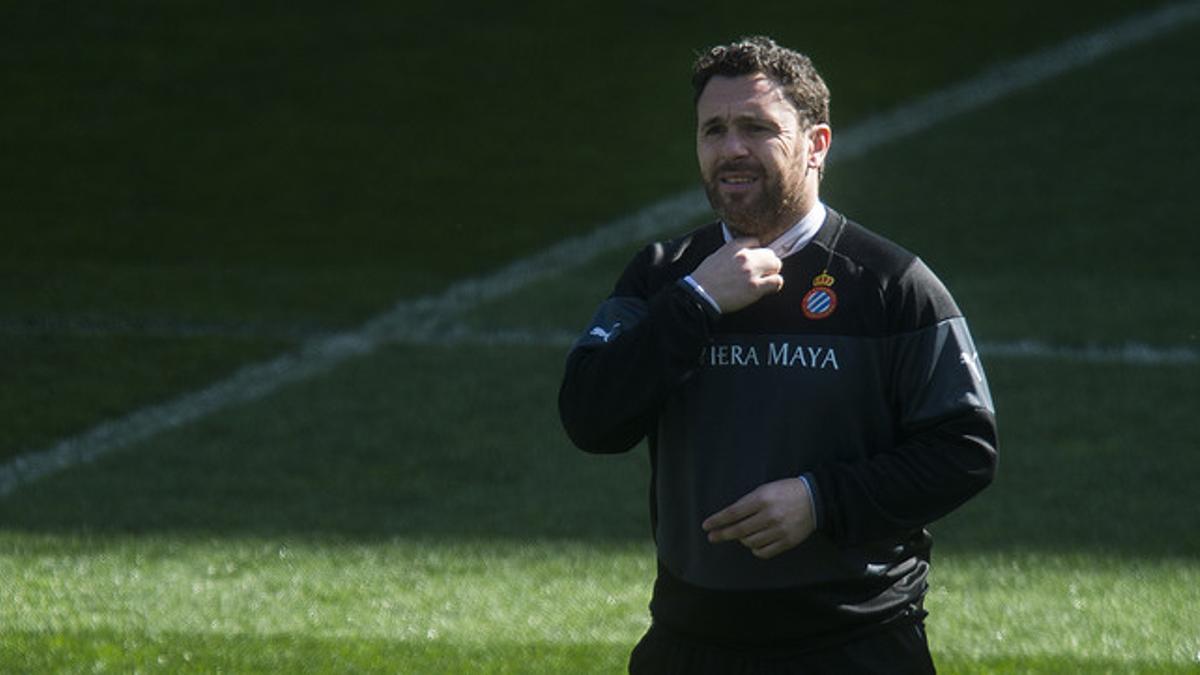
[692,36,832,241]
[692,36,830,128]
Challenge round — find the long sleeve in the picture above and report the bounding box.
[808,373,997,546]
[559,246,718,454]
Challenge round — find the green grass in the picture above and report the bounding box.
[0,0,1174,454]
[2,345,1197,671]
[0,345,648,540]
[929,553,1200,671]
[2,537,1196,673]
[0,334,285,458]
[0,535,641,673]
[3,2,1200,673]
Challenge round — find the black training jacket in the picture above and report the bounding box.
[559,207,997,649]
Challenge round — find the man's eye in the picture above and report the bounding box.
[703,126,724,136]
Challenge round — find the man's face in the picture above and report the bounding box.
[696,73,822,239]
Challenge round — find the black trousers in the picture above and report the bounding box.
[628,620,937,675]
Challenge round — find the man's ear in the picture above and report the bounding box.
[807,124,832,170]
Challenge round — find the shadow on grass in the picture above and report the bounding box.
[1,345,1196,560]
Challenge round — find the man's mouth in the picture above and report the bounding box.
[718,172,759,189]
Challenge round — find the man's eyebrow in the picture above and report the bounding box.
[700,111,782,128]
[700,112,776,128]
[737,115,778,128]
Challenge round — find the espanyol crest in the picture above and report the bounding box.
[801,272,837,320]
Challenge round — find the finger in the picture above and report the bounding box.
[751,537,796,560]
[741,247,781,269]
[753,538,797,559]
[702,493,761,532]
[702,506,754,536]
[707,511,771,543]
[739,526,783,550]
[757,273,785,294]
[761,250,783,274]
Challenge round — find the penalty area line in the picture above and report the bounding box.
[2,2,1199,498]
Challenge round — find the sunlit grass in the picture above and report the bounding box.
[3,535,1198,672]
[0,534,652,644]
[930,553,1200,670]
[0,534,651,672]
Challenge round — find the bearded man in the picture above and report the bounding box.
[559,36,997,674]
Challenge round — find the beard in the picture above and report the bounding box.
[702,159,808,240]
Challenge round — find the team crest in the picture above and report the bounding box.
[801,272,837,320]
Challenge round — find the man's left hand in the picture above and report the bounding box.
[702,478,816,559]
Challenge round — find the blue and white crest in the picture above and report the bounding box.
[802,273,837,320]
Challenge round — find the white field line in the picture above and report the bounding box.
[396,326,1200,366]
[978,340,1199,366]
[3,2,1198,498]
[13,310,1189,364]
[9,315,1198,369]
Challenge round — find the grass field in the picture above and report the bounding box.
[3,1,1200,673]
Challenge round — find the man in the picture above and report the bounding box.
[558,36,997,674]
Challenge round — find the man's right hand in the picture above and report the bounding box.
[690,237,785,313]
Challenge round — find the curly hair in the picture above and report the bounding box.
[692,36,830,127]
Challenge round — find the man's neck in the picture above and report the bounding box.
[729,195,817,243]
[723,200,826,258]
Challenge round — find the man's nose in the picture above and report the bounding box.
[720,130,750,158]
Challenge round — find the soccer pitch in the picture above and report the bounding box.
[3,2,1200,673]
